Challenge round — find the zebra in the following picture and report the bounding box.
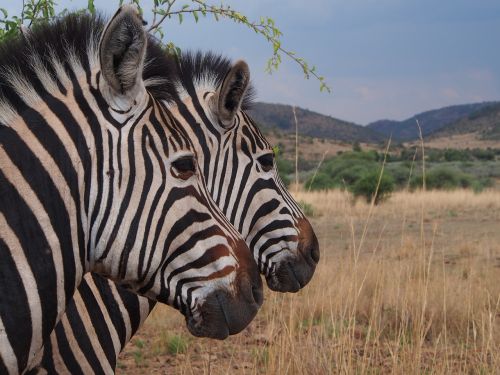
[29,42,321,375]
[0,6,264,374]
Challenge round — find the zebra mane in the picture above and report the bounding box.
[0,12,177,125]
[0,13,102,123]
[173,51,256,110]
[0,12,254,126]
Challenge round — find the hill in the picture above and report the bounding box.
[367,102,497,141]
[429,103,500,140]
[248,102,384,143]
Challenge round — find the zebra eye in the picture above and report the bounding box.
[257,153,274,172]
[171,156,196,179]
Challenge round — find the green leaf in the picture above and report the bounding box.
[178,13,183,24]
[87,0,95,14]
[272,145,280,156]
[193,11,199,22]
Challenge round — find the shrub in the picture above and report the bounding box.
[411,167,474,190]
[386,163,413,188]
[351,169,395,204]
[471,148,496,161]
[443,149,472,162]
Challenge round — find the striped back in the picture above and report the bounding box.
[0,7,262,374]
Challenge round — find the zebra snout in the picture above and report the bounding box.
[265,218,319,293]
[186,239,263,340]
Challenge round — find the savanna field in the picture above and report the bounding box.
[117,189,500,374]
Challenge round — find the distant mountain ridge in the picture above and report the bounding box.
[248,102,384,143]
[366,102,498,141]
[429,103,500,140]
[248,101,500,146]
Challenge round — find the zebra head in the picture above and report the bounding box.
[92,6,262,339]
[167,52,320,293]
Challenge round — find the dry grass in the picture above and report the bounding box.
[118,190,500,374]
[407,133,500,150]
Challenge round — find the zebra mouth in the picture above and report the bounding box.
[184,287,260,340]
[185,298,230,340]
[265,253,315,293]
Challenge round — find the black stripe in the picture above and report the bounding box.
[116,285,143,336]
[2,127,75,308]
[99,104,151,261]
[95,131,115,245]
[0,238,32,371]
[91,274,128,348]
[39,341,57,375]
[32,85,90,270]
[118,126,155,279]
[250,219,295,258]
[222,132,239,214]
[215,148,230,206]
[241,197,280,235]
[52,318,84,375]
[78,279,116,368]
[229,138,253,224]
[0,169,58,361]
[65,300,105,374]
[136,126,167,278]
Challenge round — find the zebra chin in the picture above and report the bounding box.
[265,218,320,293]
[185,273,263,340]
[183,240,263,339]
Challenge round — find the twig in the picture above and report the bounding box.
[293,106,299,192]
[307,150,328,192]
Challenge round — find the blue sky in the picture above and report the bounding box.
[3,0,500,124]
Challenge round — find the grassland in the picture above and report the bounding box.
[118,189,500,374]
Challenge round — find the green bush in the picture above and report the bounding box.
[471,148,496,161]
[385,163,413,187]
[443,149,472,162]
[411,167,474,190]
[351,169,395,204]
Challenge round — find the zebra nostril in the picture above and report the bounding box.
[310,244,320,264]
[252,283,263,306]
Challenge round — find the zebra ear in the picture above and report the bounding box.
[99,5,147,94]
[216,60,250,128]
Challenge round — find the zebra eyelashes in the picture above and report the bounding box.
[257,153,274,172]
[171,155,196,180]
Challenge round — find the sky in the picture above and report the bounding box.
[3,0,500,124]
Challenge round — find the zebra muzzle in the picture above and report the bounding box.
[266,217,320,293]
[186,240,263,339]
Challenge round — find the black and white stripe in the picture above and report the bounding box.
[0,7,263,374]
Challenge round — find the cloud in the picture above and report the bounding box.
[441,88,460,100]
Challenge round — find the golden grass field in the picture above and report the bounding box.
[118,189,500,374]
